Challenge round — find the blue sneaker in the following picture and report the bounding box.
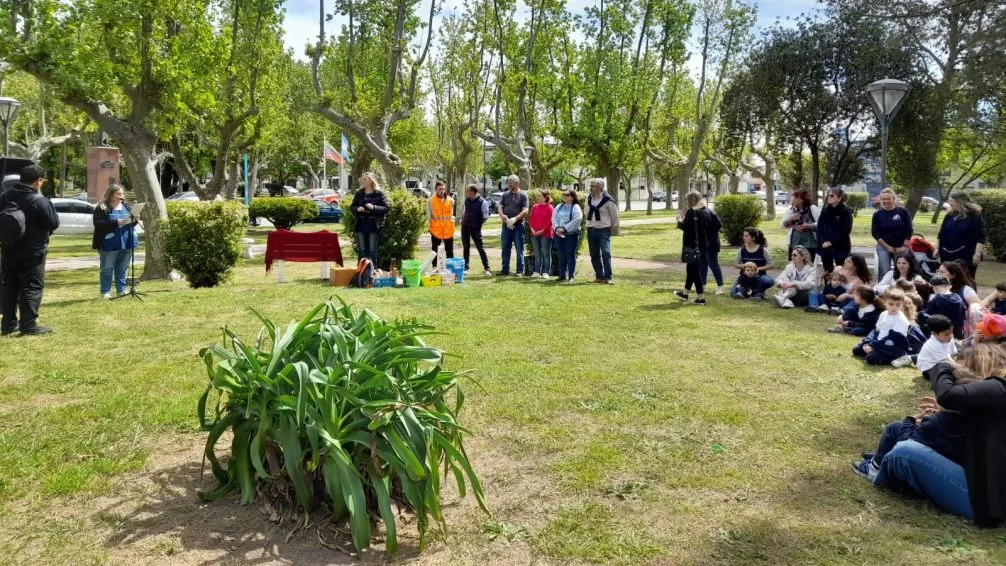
[851,459,879,481]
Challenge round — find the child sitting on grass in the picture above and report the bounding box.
[922,275,966,339]
[732,262,766,300]
[852,341,1003,481]
[895,279,926,326]
[980,283,1006,316]
[892,314,957,370]
[828,286,881,336]
[852,288,916,365]
[806,271,848,313]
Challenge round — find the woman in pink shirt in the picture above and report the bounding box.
[529,190,555,278]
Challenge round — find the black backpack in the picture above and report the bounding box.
[349,258,375,288]
[0,200,27,247]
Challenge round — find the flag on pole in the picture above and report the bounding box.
[340,133,351,162]
[324,142,345,165]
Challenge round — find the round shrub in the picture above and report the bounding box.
[249,197,317,229]
[715,194,763,245]
[341,188,426,270]
[165,201,247,288]
[970,190,1006,260]
[846,192,869,217]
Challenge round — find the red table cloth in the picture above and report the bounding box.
[264,229,343,272]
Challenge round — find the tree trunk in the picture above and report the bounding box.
[622,171,633,211]
[764,158,777,220]
[675,166,692,210]
[58,143,67,197]
[350,146,375,188]
[120,140,171,280]
[605,167,622,206]
[645,163,654,215]
[223,160,240,200]
[728,174,740,194]
[250,151,259,197]
[809,144,821,204]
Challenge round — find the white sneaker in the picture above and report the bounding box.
[781,299,794,309]
[774,294,785,307]
[564,278,576,284]
[484,269,493,277]
[892,355,914,368]
[715,286,724,295]
[102,293,112,300]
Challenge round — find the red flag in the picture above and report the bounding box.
[324,143,345,165]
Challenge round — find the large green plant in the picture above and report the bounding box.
[341,189,426,270]
[846,192,868,217]
[249,197,318,229]
[197,299,486,553]
[164,201,247,288]
[971,190,1006,260]
[715,194,764,246]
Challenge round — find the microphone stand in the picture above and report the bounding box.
[111,203,145,301]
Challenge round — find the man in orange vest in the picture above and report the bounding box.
[427,181,455,267]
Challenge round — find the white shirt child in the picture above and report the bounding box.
[916,335,958,374]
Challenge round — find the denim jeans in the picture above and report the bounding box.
[357,231,380,267]
[699,250,724,287]
[500,223,525,274]
[587,228,612,280]
[99,248,132,294]
[556,232,579,279]
[531,236,552,276]
[873,439,974,521]
[876,244,896,281]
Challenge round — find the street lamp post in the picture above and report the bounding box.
[865,79,910,189]
[0,97,23,156]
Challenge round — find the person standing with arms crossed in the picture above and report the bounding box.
[0,164,59,336]
[427,181,455,268]
[460,184,492,276]
[498,174,529,276]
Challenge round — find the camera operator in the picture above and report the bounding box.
[0,164,60,336]
[92,184,139,299]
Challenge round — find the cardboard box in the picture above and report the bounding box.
[421,275,442,287]
[329,266,356,287]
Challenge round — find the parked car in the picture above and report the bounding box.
[297,188,341,203]
[651,191,667,202]
[411,187,431,198]
[51,198,144,236]
[774,191,789,205]
[919,196,951,212]
[166,191,199,201]
[306,199,344,223]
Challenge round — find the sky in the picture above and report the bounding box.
[279,0,823,65]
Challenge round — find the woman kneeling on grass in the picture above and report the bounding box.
[863,342,1006,527]
[773,245,817,308]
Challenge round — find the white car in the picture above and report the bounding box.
[51,198,144,236]
[166,191,199,201]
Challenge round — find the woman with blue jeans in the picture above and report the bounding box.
[350,172,390,267]
[552,190,583,283]
[698,206,724,294]
[872,353,1006,526]
[732,227,776,294]
[91,184,139,299]
[871,188,913,280]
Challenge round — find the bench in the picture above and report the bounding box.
[264,229,344,283]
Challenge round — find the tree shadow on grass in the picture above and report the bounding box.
[95,458,421,565]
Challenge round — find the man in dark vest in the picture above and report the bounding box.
[461,184,492,276]
[0,164,60,336]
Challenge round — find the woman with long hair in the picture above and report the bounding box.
[91,184,139,299]
[781,189,820,262]
[675,191,716,305]
[874,252,925,295]
[817,187,854,273]
[938,191,987,278]
[349,172,390,267]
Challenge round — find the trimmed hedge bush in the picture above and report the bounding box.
[341,188,426,270]
[846,192,868,217]
[715,194,763,245]
[165,201,247,288]
[970,190,1006,260]
[249,197,318,229]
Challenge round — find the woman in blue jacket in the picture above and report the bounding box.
[871,188,913,280]
[817,187,854,274]
[938,191,987,278]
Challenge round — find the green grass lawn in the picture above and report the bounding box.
[1,255,1005,565]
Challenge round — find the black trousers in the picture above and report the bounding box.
[461,225,490,270]
[431,235,454,267]
[684,261,704,294]
[1,252,46,332]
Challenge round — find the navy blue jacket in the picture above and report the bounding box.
[872,206,913,248]
[843,306,880,333]
[817,204,853,251]
[938,212,987,261]
[925,292,967,339]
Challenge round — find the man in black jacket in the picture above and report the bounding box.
[0,164,60,335]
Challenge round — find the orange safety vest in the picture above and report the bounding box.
[429,196,454,239]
